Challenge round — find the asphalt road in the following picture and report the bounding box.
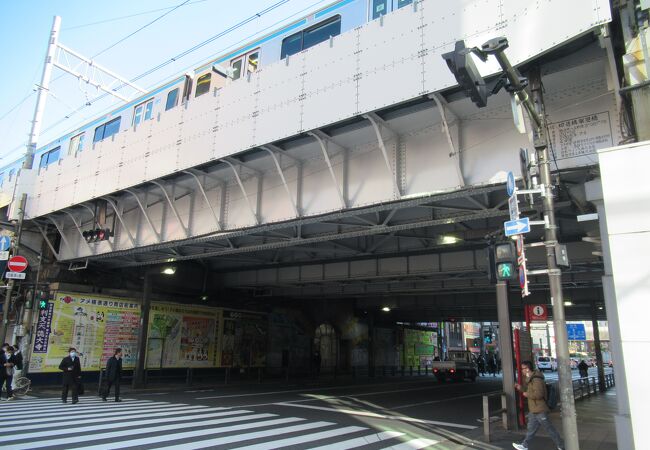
[5,376,508,450]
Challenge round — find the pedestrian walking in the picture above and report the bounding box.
[512,360,564,450]
[487,354,497,376]
[578,359,589,378]
[477,355,486,376]
[1,343,16,401]
[11,344,23,390]
[59,347,82,404]
[103,348,123,402]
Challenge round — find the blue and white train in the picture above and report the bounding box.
[0,0,412,190]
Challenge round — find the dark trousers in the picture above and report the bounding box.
[523,411,564,448]
[1,375,12,398]
[62,380,79,402]
[103,380,120,399]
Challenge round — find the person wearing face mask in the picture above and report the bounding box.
[512,360,564,450]
[1,343,16,401]
[102,348,123,402]
[59,347,82,404]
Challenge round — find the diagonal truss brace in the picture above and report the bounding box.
[102,197,136,247]
[364,113,402,199]
[261,147,300,218]
[308,131,347,209]
[184,170,222,231]
[125,189,162,242]
[220,159,260,225]
[150,181,190,238]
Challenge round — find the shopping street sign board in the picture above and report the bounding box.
[504,217,530,236]
[566,323,587,341]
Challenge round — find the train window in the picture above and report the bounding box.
[8,169,15,181]
[39,146,61,169]
[166,88,179,111]
[281,16,341,59]
[230,58,243,80]
[247,51,259,73]
[133,99,154,126]
[93,117,121,143]
[281,32,302,59]
[303,16,341,50]
[195,73,211,97]
[68,133,85,156]
[372,0,388,19]
[397,0,412,8]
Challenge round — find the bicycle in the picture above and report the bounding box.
[2,376,32,398]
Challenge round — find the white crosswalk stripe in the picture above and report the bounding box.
[6,396,451,449]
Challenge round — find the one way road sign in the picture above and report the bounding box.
[504,217,530,236]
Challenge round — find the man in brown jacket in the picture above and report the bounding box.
[512,360,564,450]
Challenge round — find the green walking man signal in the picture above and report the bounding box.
[37,291,49,310]
[494,241,518,281]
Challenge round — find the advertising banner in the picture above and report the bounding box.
[402,328,437,367]
[146,302,220,368]
[220,310,267,367]
[29,292,140,373]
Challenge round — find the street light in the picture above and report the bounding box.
[381,306,391,312]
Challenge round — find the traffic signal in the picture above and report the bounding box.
[37,291,49,310]
[442,40,488,108]
[484,330,492,343]
[83,228,112,243]
[494,241,517,281]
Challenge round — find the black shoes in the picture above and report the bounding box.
[115,398,122,402]
[102,397,107,401]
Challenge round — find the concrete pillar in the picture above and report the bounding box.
[133,272,152,388]
[496,281,517,429]
[587,141,650,450]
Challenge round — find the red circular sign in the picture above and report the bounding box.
[7,255,28,273]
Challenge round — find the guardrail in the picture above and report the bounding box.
[480,392,508,442]
[572,373,615,400]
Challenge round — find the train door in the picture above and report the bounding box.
[230,48,260,81]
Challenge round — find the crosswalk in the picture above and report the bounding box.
[0,396,461,449]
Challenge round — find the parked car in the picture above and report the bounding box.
[536,356,557,372]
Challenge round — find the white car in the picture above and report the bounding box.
[536,356,557,371]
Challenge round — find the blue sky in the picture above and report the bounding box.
[0,0,336,166]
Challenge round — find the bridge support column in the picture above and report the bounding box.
[592,300,606,392]
[133,271,152,388]
[496,281,517,430]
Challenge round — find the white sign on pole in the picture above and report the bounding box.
[0,251,9,261]
[5,272,26,280]
[509,195,520,221]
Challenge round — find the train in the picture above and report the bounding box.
[0,0,414,189]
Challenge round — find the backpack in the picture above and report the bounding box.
[546,382,559,410]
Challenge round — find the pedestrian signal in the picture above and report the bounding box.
[494,241,517,281]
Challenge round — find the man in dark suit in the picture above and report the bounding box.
[103,348,123,402]
[1,343,16,400]
[59,347,82,404]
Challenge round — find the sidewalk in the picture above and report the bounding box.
[470,389,618,449]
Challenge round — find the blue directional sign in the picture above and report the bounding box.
[504,217,530,236]
[0,236,10,252]
[566,323,587,341]
[506,171,516,197]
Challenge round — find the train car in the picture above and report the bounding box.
[1,0,418,208]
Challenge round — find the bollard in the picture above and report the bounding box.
[483,395,490,442]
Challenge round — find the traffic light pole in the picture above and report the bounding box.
[496,281,517,430]
[0,193,27,345]
[528,67,579,450]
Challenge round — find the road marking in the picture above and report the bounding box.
[380,438,440,449]
[158,421,335,450]
[75,417,322,450]
[5,413,279,450]
[195,378,448,400]
[0,399,157,416]
[275,402,476,430]
[3,403,204,426]
[392,390,501,409]
[10,409,252,440]
[233,425,367,450]
[138,391,171,396]
[307,430,405,449]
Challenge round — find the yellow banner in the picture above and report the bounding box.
[29,292,141,373]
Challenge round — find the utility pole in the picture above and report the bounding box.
[546,322,553,357]
[528,67,579,450]
[496,281,517,429]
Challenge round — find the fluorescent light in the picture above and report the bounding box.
[564,301,573,306]
[161,267,176,275]
[598,306,604,310]
[200,295,208,301]
[440,236,460,245]
[382,306,391,312]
